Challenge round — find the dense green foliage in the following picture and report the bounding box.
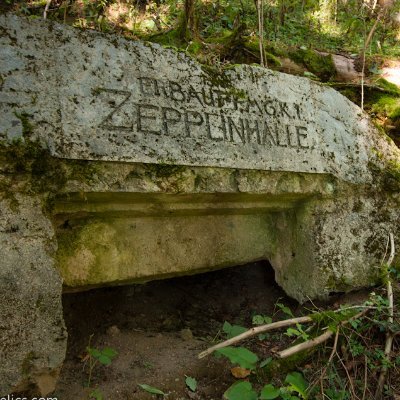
[2,0,400,57]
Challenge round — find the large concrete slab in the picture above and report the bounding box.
[0,13,387,184]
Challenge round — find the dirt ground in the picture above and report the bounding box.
[54,261,300,399]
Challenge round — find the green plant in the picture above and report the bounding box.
[216,346,259,370]
[185,375,197,392]
[285,323,309,342]
[224,381,258,400]
[88,388,103,400]
[85,335,118,388]
[138,383,166,396]
[207,256,400,400]
[223,370,309,400]
[275,302,294,318]
[223,321,248,339]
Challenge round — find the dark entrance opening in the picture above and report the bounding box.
[55,261,297,399]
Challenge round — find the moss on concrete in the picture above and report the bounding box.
[0,139,99,212]
[145,163,186,178]
[14,112,34,137]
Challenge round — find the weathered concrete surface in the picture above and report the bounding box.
[0,185,67,394]
[0,14,386,184]
[52,162,399,302]
[1,13,400,394]
[53,169,334,291]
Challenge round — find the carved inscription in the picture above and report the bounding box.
[95,76,313,150]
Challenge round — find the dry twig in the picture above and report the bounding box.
[278,309,369,359]
[43,0,52,19]
[375,232,395,399]
[198,316,312,359]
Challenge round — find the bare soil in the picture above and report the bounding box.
[54,261,297,399]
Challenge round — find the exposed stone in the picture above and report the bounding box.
[0,194,67,395]
[180,328,194,341]
[0,13,400,394]
[106,325,121,337]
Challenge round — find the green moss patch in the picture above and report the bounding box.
[0,140,99,212]
[289,48,336,82]
[147,28,185,50]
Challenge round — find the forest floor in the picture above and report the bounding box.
[53,262,373,400]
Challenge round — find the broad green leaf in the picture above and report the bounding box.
[102,347,118,358]
[88,347,117,364]
[223,321,247,339]
[185,375,197,392]
[303,71,318,79]
[252,315,264,325]
[280,391,292,400]
[216,346,258,370]
[98,355,112,365]
[285,372,308,398]
[260,384,281,399]
[260,357,273,368]
[285,328,301,337]
[223,381,257,400]
[138,384,166,396]
[87,347,101,358]
[277,303,294,317]
[89,389,103,400]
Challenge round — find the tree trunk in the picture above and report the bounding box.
[180,0,197,41]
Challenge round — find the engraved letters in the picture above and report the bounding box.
[95,76,312,150]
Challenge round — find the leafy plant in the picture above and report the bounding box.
[285,323,309,341]
[260,384,281,399]
[276,303,294,318]
[223,321,248,339]
[88,389,103,400]
[223,371,309,400]
[85,335,118,388]
[138,383,166,396]
[185,375,197,392]
[284,371,308,399]
[252,314,273,325]
[223,381,258,400]
[216,346,259,370]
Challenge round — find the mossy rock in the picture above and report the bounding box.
[147,28,186,49]
[375,77,400,95]
[241,38,290,68]
[333,78,400,146]
[186,39,203,56]
[289,48,336,82]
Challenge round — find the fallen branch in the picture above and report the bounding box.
[324,82,393,93]
[318,326,340,397]
[198,316,312,359]
[43,0,52,19]
[277,309,369,359]
[278,330,333,359]
[375,232,395,399]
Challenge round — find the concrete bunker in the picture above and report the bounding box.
[54,190,304,292]
[50,162,344,302]
[1,13,400,396]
